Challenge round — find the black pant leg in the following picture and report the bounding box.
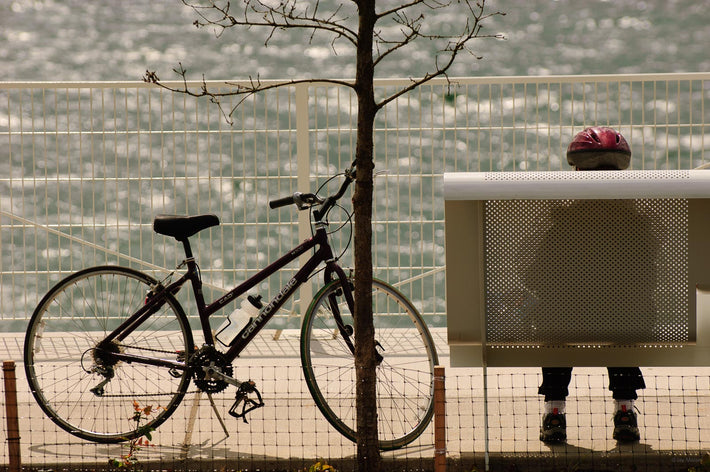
[607,367,645,400]
[538,367,573,402]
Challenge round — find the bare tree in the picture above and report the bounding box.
[145,1,503,469]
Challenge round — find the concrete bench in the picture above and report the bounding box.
[444,170,710,368]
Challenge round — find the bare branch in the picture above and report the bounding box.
[183,0,360,47]
[374,0,503,65]
[376,0,450,21]
[374,2,506,110]
[150,0,504,124]
[372,10,424,67]
[143,65,354,125]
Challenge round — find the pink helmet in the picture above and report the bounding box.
[566,126,631,170]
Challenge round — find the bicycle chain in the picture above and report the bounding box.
[87,342,194,398]
[114,342,184,357]
[92,391,184,398]
[98,344,234,395]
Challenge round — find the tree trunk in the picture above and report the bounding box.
[352,1,380,470]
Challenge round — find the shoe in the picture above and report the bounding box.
[613,408,640,442]
[540,412,566,443]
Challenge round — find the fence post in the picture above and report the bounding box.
[295,82,312,315]
[3,360,21,472]
[434,365,446,472]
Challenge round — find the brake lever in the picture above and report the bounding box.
[294,193,325,211]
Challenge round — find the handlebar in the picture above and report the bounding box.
[268,192,324,210]
[268,195,297,209]
[268,162,356,222]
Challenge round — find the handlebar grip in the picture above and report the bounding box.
[269,196,295,209]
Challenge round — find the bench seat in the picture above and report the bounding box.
[444,170,710,367]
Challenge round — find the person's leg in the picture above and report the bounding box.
[608,367,645,442]
[608,367,645,400]
[538,367,572,443]
[539,367,573,401]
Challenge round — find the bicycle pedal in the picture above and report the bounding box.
[168,368,182,378]
[228,381,264,423]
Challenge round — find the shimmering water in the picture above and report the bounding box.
[1,0,706,81]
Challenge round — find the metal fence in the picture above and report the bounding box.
[1,73,709,329]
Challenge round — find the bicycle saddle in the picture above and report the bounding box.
[153,214,220,240]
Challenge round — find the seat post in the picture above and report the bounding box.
[180,238,194,259]
[179,236,208,316]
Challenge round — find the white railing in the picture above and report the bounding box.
[1,73,709,327]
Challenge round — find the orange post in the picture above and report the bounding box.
[434,365,446,472]
[3,360,21,472]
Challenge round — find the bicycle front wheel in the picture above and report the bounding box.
[24,266,194,443]
[301,278,438,450]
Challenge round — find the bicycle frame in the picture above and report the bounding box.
[100,223,355,373]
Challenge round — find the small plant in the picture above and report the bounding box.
[109,401,162,469]
[308,461,338,472]
[688,452,710,472]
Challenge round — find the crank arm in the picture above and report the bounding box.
[204,366,242,387]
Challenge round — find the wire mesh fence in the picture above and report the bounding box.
[3,331,710,471]
[446,367,710,472]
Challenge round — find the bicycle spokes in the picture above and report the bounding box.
[301,278,438,450]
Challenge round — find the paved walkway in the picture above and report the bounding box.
[1,329,709,471]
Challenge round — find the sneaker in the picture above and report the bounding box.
[540,412,566,443]
[613,408,640,442]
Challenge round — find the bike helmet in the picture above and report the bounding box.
[566,126,631,170]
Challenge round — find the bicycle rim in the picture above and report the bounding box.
[24,266,194,443]
[300,278,438,450]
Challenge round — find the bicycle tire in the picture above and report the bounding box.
[300,277,438,450]
[24,266,194,443]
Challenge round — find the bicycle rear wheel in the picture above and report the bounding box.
[24,266,194,443]
[301,278,438,450]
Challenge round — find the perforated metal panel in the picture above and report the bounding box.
[482,170,691,183]
[483,199,690,346]
[444,169,710,200]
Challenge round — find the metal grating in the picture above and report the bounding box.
[484,198,689,345]
[483,169,692,182]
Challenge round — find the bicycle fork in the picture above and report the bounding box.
[326,276,385,365]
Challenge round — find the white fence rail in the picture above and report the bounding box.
[1,73,709,328]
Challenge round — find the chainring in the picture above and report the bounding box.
[189,346,234,394]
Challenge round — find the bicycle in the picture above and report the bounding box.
[24,163,439,450]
